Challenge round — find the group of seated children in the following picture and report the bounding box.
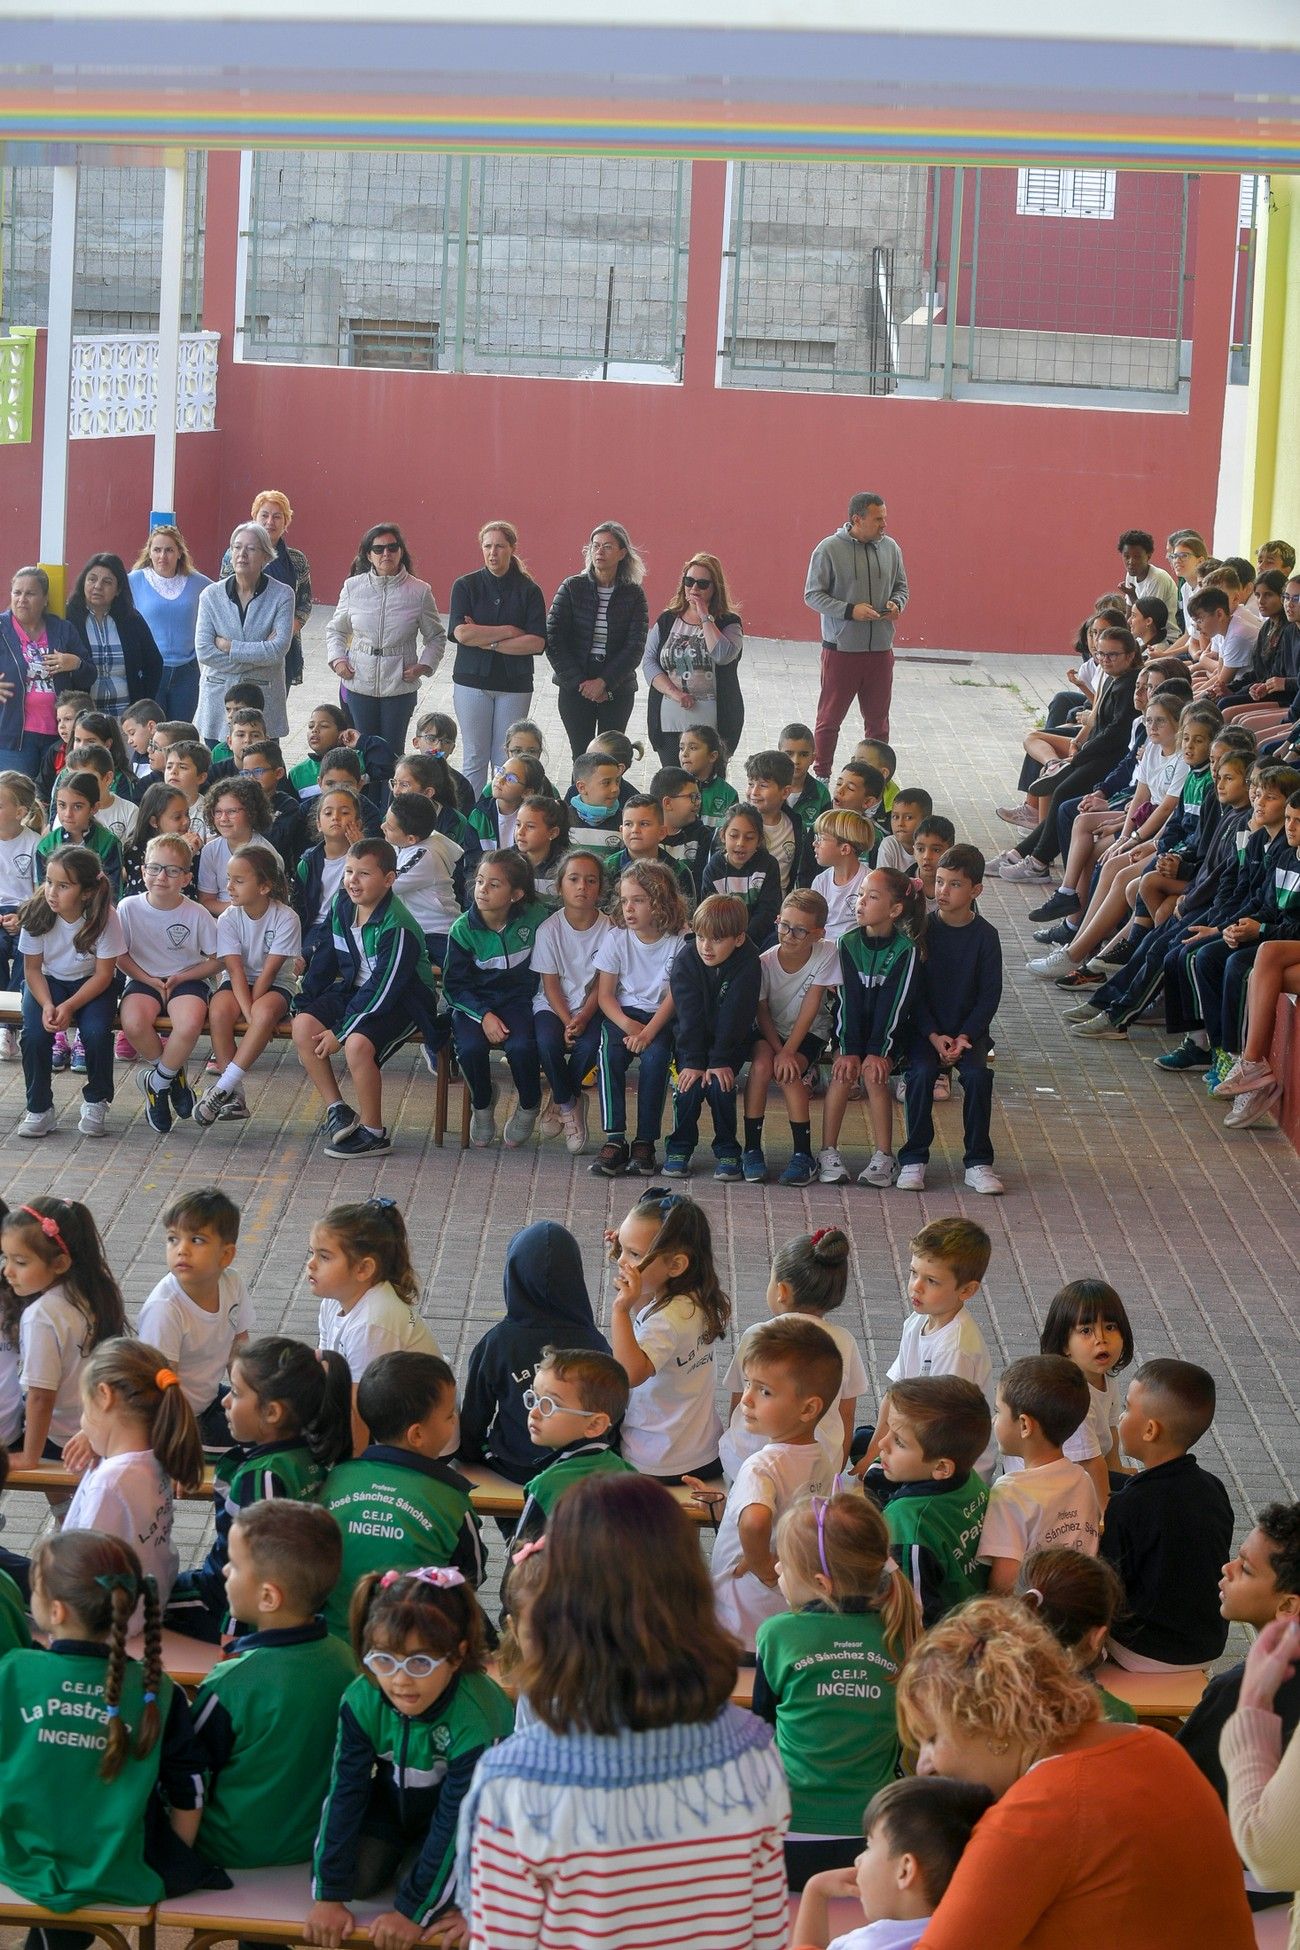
[0,1181,1262,1948]
[2,696,1006,1188]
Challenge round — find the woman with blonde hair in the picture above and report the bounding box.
[546,520,649,759]
[220,490,313,690]
[448,519,548,793]
[128,524,212,721]
[642,552,744,768]
[895,1595,1254,1945]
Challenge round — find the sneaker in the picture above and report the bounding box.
[168,1066,196,1120]
[504,1103,540,1148]
[137,1065,173,1134]
[325,1124,392,1159]
[0,1026,19,1062]
[469,1094,498,1146]
[1204,1049,1231,1093]
[114,1031,137,1061]
[1155,1037,1210,1071]
[218,1086,249,1120]
[50,1030,71,1071]
[77,1099,109,1138]
[590,1137,631,1177]
[933,1071,951,1101]
[817,1146,850,1185]
[964,1164,1005,1195]
[858,1150,898,1187]
[559,1101,588,1154]
[204,1056,221,1075]
[630,1140,658,1176]
[997,854,1051,884]
[1063,1002,1103,1025]
[1092,938,1136,971]
[1027,946,1075,979]
[995,804,1039,828]
[1223,1081,1282,1129]
[1034,921,1078,946]
[194,1083,237,1127]
[895,1163,927,1190]
[1054,967,1103,989]
[713,1150,744,1183]
[1070,1013,1126,1039]
[741,1147,768,1184]
[70,1035,87,1074]
[537,1093,564,1140]
[1214,1056,1276,1098]
[1029,889,1081,922]
[17,1107,57,1139]
[778,1152,817,1187]
[661,1148,692,1179]
[324,1101,359,1142]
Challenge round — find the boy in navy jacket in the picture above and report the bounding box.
[664,894,762,1181]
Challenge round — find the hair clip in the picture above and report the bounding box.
[366,1195,397,1212]
[103,1704,120,1719]
[1023,1587,1044,1609]
[641,1187,683,1213]
[20,1204,70,1256]
[511,1538,546,1568]
[155,1368,179,1391]
[811,1494,832,1581]
[379,1566,466,1591]
[142,1690,157,1705]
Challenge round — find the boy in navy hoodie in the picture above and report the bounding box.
[457,1221,611,1486]
[664,894,762,1182]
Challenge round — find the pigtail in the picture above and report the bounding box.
[874,865,928,945]
[15,883,55,939]
[633,1191,730,1341]
[73,869,114,959]
[876,1558,922,1665]
[348,1569,385,1669]
[134,1574,164,1764]
[100,1581,135,1781]
[307,1348,354,1467]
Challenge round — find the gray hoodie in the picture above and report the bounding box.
[804,524,909,654]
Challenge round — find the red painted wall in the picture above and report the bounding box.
[1,160,1238,656]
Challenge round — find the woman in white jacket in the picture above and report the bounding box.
[327,521,446,748]
[195,523,295,742]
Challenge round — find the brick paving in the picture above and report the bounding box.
[2,626,1298,1589]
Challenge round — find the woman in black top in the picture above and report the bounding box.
[448,520,548,795]
[64,553,163,718]
[545,520,649,759]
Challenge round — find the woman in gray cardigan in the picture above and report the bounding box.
[195,523,295,741]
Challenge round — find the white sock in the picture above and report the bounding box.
[1190,1030,1209,1049]
[217,1061,244,1094]
[363,1124,384,1138]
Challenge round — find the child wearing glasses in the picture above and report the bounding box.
[117,832,219,1136]
[306,1563,512,1950]
[744,889,840,1187]
[509,1346,633,1556]
[468,753,545,851]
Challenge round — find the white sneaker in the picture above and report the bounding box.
[469,1086,498,1147]
[0,1026,18,1062]
[895,1163,927,1190]
[817,1146,850,1185]
[503,1103,540,1148]
[982,849,1019,878]
[1027,946,1075,979]
[17,1107,56,1138]
[997,854,1051,884]
[78,1099,109,1137]
[858,1150,898,1187]
[1223,1082,1282,1129]
[964,1164,1005,1195]
[1214,1056,1275,1099]
[537,1092,564,1139]
[1063,1001,1102,1025]
[559,1099,588,1154]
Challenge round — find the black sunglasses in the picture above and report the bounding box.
[683,575,713,590]
[370,541,401,555]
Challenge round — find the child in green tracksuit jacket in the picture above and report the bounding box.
[308,1568,514,1939]
[441,848,550,1148]
[320,1351,484,1639]
[0,1532,207,1914]
[193,1502,357,1868]
[818,867,924,1188]
[508,1346,634,1561]
[876,1376,993,1628]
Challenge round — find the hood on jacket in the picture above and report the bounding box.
[502,1221,604,1335]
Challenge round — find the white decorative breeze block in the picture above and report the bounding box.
[69,331,218,439]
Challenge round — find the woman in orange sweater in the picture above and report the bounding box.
[896,1597,1254,1949]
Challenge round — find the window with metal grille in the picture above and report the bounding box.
[1015,168,1116,220]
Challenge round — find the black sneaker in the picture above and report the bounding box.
[630,1140,659,1176]
[590,1138,631,1177]
[137,1066,173,1135]
[1029,890,1081,922]
[324,1124,392,1159]
[169,1065,196,1120]
[1033,921,1077,945]
[325,1101,360,1142]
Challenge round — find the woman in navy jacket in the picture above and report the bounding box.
[64,552,164,717]
[545,521,649,759]
[0,566,97,776]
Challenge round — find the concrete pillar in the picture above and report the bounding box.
[38,162,77,610]
[151,150,187,526]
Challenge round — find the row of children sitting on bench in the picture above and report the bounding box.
[0,1185,1280,1945]
[1,687,1003,1183]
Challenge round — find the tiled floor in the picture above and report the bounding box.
[2,627,1297,1586]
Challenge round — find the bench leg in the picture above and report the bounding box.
[433,1045,449,1147]
[459,1078,472,1149]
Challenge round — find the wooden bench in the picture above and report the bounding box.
[157,1868,421,1950]
[728,1659,1207,1723]
[0,1881,154,1950]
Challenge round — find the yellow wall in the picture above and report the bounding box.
[1242,176,1300,550]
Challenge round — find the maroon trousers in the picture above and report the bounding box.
[813,646,895,777]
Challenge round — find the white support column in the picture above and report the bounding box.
[151,149,187,526]
[38,161,78,610]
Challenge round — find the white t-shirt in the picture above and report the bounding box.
[762,817,795,894]
[198,833,282,898]
[978,1457,1101,1566]
[394,835,463,936]
[98,794,136,842]
[1002,1372,1122,1475]
[888,1307,995,1479]
[315,852,348,925]
[1133,742,1188,803]
[592,927,682,1015]
[531,908,611,1015]
[829,1920,928,1950]
[0,831,38,908]
[1217,608,1261,671]
[712,1439,836,1650]
[812,863,870,942]
[18,1285,94,1447]
[0,1316,23,1446]
[317,1281,440,1383]
[137,1268,254,1415]
[117,893,217,980]
[18,906,127,984]
[65,1449,179,1610]
[620,1291,722,1475]
[721,1312,869,1480]
[758,939,841,1044]
[215,899,302,983]
[875,835,916,875]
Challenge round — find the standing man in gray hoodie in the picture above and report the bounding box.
[804,491,910,776]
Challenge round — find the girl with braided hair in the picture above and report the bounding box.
[0,1529,207,1916]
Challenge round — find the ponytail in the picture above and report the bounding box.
[234,1336,352,1467]
[873,865,928,945]
[774,1492,921,1664]
[81,1338,205,1493]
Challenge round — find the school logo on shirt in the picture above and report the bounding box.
[166,922,192,948]
[13,851,32,876]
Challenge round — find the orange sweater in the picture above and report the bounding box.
[914,1725,1254,1949]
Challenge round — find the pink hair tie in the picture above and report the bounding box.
[379,1566,466,1592]
[511,1538,547,1568]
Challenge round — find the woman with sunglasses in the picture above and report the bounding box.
[327,523,446,750]
[642,553,744,770]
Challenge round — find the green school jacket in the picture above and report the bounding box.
[320,1445,485,1638]
[754,1604,904,1834]
[699,777,739,831]
[883,1474,990,1626]
[0,1569,31,1658]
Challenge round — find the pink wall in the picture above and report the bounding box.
[1,159,1239,655]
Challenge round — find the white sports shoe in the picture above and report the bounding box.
[964,1164,1005,1195]
[817,1147,850,1185]
[895,1163,927,1191]
[17,1107,56,1139]
[559,1099,589,1154]
[78,1099,109,1137]
[858,1151,898,1187]
[997,854,1051,884]
[537,1093,564,1139]
[0,1026,19,1062]
[1223,1082,1282,1130]
[1214,1057,1275,1099]
[1027,946,1075,979]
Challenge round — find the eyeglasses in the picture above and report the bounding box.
[523,1389,592,1419]
[671,790,701,805]
[683,575,713,590]
[148,739,169,752]
[776,919,811,940]
[143,863,188,879]
[363,1649,447,1681]
[370,541,401,555]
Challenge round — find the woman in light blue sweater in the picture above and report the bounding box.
[128,525,211,722]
